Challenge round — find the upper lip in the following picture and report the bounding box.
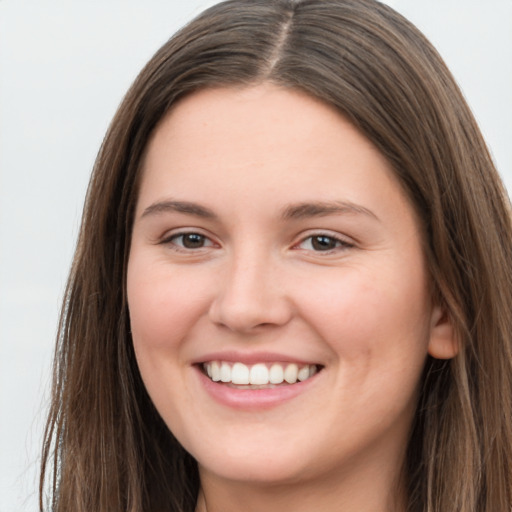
[191,351,323,366]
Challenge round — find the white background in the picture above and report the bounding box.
[0,1,511,510]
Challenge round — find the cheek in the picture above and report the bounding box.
[296,263,432,363]
[295,266,431,433]
[126,258,209,428]
[127,259,211,351]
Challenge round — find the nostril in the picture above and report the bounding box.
[207,266,294,332]
[208,295,294,333]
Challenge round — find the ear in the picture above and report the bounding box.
[427,305,459,359]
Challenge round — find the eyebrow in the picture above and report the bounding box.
[140,199,378,222]
[141,200,217,219]
[281,200,378,221]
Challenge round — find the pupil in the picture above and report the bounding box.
[312,236,336,251]
[183,234,204,248]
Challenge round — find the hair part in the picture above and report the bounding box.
[41,1,512,511]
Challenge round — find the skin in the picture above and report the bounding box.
[127,84,456,512]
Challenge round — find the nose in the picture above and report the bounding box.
[208,251,293,333]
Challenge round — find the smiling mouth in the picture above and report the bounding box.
[201,361,321,388]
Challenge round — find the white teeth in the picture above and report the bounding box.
[220,362,231,383]
[269,363,284,384]
[211,361,221,382]
[297,366,310,382]
[231,362,250,385]
[203,361,319,386]
[250,363,269,385]
[284,363,298,384]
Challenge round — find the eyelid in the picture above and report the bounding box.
[159,228,219,251]
[156,227,354,255]
[292,230,355,253]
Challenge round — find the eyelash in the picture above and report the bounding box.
[294,233,354,253]
[161,231,354,255]
[161,231,216,252]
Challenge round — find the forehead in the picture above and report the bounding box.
[147,84,379,155]
[141,84,394,194]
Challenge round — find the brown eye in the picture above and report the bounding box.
[182,233,205,248]
[311,235,339,251]
[296,233,353,253]
[168,232,213,250]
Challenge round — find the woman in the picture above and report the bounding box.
[40,0,512,511]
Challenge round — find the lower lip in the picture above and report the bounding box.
[194,366,321,410]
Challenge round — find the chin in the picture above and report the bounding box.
[188,434,328,487]
[197,456,308,486]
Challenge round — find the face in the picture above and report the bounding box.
[127,84,451,489]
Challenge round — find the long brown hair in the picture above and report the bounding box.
[40,1,512,510]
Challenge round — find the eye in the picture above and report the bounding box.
[164,232,215,250]
[297,234,353,252]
